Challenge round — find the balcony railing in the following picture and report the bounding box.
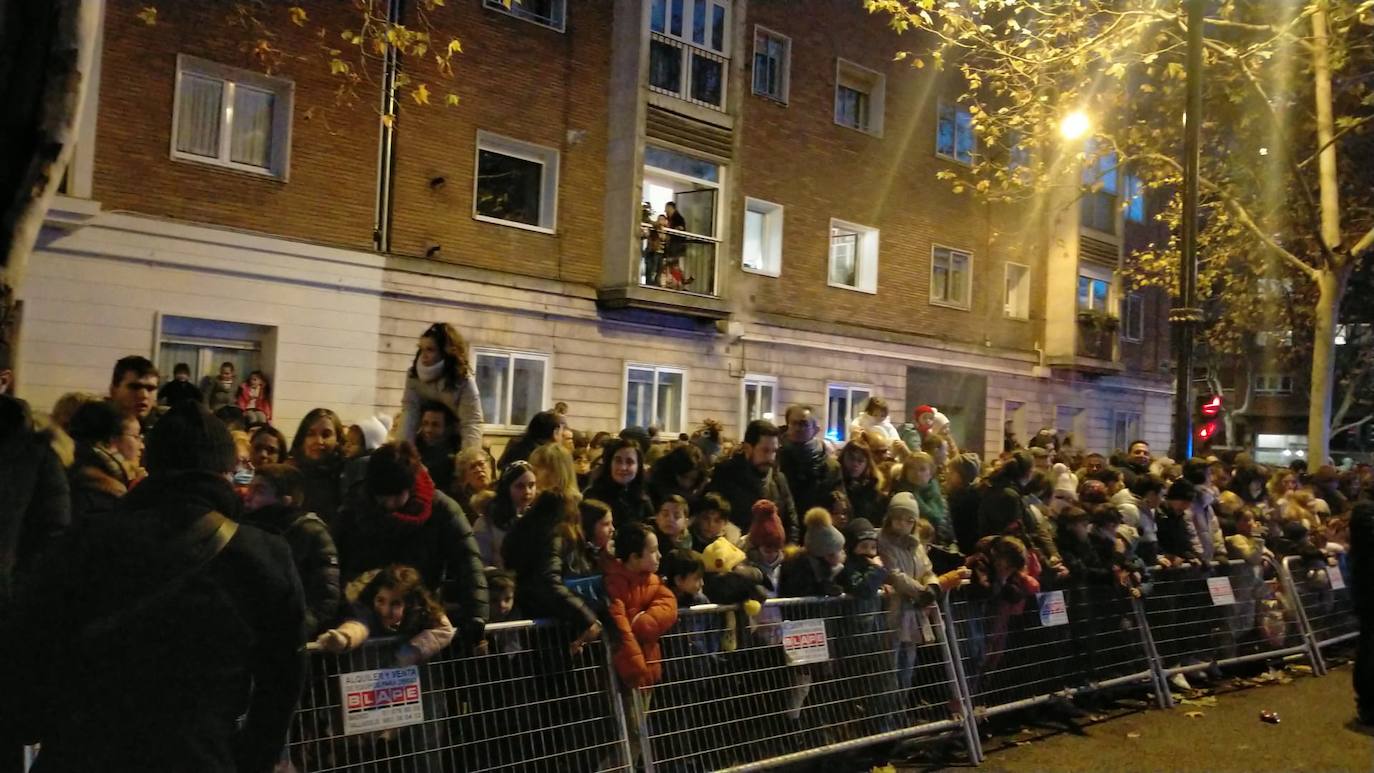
[640,225,718,298]
[1076,315,1119,361]
[648,32,727,111]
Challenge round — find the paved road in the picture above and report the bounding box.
[950,663,1373,772]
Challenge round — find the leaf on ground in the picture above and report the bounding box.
[1184,711,1205,719]
[1126,731,1142,739]
[1013,740,1032,746]
[1292,665,1314,674]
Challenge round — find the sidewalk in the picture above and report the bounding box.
[957,663,1373,772]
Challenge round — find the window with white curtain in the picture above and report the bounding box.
[741,375,778,429]
[475,349,550,429]
[625,364,687,434]
[825,383,871,443]
[172,55,293,178]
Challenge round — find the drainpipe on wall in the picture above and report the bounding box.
[373,0,403,252]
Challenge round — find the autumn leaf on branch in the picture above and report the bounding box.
[137,6,157,25]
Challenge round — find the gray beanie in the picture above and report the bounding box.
[805,521,846,558]
[887,491,920,523]
[949,452,981,485]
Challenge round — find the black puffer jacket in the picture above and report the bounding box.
[334,483,489,647]
[703,453,799,543]
[243,504,342,636]
[501,492,599,630]
[2,471,305,773]
[291,453,344,529]
[583,477,654,531]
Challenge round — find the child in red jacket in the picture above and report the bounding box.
[606,523,678,688]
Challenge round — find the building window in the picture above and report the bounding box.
[1120,293,1145,341]
[1112,411,1141,454]
[834,59,885,135]
[742,197,783,276]
[1004,262,1030,320]
[171,55,293,178]
[483,0,566,31]
[642,145,721,295]
[156,315,274,400]
[649,0,731,110]
[1081,149,1120,234]
[625,364,687,434]
[828,219,879,293]
[473,131,559,232]
[741,375,778,430]
[475,349,550,429]
[1077,274,1112,312]
[1125,173,1146,223]
[752,26,790,103]
[826,383,872,443]
[1254,373,1295,395]
[931,245,972,309]
[936,98,975,164]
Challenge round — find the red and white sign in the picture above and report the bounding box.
[1329,565,1346,590]
[1037,591,1069,626]
[1207,576,1237,606]
[340,666,424,735]
[781,619,830,666]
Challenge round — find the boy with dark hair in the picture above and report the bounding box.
[416,400,459,492]
[157,362,203,406]
[109,355,159,421]
[606,524,677,689]
[688,492,738,552]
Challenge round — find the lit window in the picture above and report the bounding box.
[1125,173,1146,223]
[649,0,731,110]
[826,383,871,442]
[1004,262,1030,319]
[828,219,879,293]
[834,59,885,135]
[475,349,550,428]
[642,146,721,295]
[741,375,778,429]
[931,245,972,308]
[752,27,790,103]
[625,364,687,434]
[474,131,559,232]
[1077,274,1111,312]
[742,197,783,276]
[936,98,975,164]
[171,55,293,178]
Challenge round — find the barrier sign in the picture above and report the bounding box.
[340,666,424,735]
[1037,591,1069,626]
[1207,576,1236,606]
[1329,565,1346,590]
[781,619,830,665]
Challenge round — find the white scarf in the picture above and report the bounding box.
[416,359,446,383]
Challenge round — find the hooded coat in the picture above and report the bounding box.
[243,503,342,636]
[66,442,129,526]
[604,557,677,688]
[877,522,939,644]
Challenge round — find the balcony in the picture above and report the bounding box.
[640,226,718,297]
[1074,312,1124,370]
[649,32,726,112]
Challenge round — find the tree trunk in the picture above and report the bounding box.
[1308,266,1348,465]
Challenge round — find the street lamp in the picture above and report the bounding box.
[1059,110,1091,141]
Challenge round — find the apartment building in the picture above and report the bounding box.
[20,0,1174,457]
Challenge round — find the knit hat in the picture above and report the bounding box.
[886,491,920,523]
[949,452,981,485]
[1002,450,1034,481]
[701,537,746,574]
[748,499,786,551]
[1052,463,1078,497]
[844,518,878,551]
[913,404,935,421]
[930,410,950,433]
[357,415,389,451]
[146,400,237,475]
[805,520,845,557]
[1166,478,1197,503]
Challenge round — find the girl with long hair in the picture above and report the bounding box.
[290,408,346,525]
[400,322,484,451]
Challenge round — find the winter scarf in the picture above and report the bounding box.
[389,466,436,526]
[913,479,953,545]
[415,358,446,384]
[790,436,828,470]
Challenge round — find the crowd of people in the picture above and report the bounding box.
[0,319,1372,772]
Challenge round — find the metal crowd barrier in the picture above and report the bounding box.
[631,594,978,771]
[1138,558,1319,702]
[943,578,1166,730]
[284,619,633,772]
[1282,553,1360,675]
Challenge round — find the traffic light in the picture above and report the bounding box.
[1195,393,1222,445]
[1200,394,1222,417]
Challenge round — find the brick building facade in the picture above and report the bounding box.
[20,0,1175,457]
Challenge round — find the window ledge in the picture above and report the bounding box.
[482,426,525,437]
[742,266,781,278]
[930,299,971,311]
[827,280,877,295]
[833,119,881,138]
[934,152,973,167]
[752,90,788,106]
[473,214,556,235]
[171,154,286,182]
[1004,313,1030,322]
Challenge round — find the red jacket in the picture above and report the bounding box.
[604,558,678,688]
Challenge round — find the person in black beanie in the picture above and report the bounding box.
[1,399,306,773]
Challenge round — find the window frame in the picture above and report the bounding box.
[827,218,879,294]
[742,197,784,277]
[472,130,561,234]
[1080,148,1121,237]
[622,363,689,434]
[825,382,873,443]
[1253,373,1295,395]
[1112,410,1142,454]
[483,0,566,32]
[648,0,732,110]
[1003,261,1031,320]
[751,25,791,104]
[1077,262,1114,313]
[1124,172,1146,223]
[740,374,779,432]
[935,97,975,165]
[930,244,973,310]
[1120,292,1145,342]
[473,348,553,432]
[169,54,294,179]
[833,58,885,136]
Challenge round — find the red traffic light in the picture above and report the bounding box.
[1196,421,1218,441]
[1200,394,1222,417]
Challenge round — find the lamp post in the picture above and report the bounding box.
[1171,0,1205,461]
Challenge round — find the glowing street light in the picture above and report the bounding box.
[1059,110,1091,141]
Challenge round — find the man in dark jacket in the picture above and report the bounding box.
[335,442,489,651]
[778,405,842,517]
[2,400,305,773]
[244,463,342,637]
[0,394,69,606]
[977,451,1066,582]
[705,419,799,543]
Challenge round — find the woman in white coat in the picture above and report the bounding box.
[400,322,484,451]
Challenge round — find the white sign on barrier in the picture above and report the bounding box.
[1207,576,1237,606]
[1037,591,1069,626]
[781,619,830,665]
[340,666,425,736]
[1329,565,1346,590]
